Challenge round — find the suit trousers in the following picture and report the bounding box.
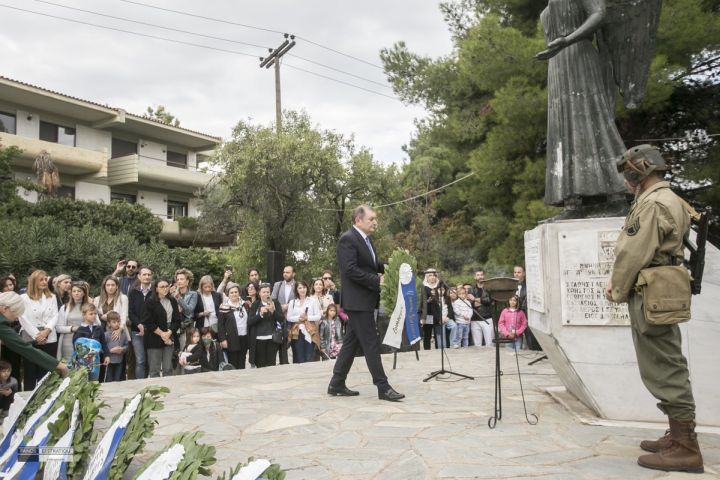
[330,310,388,390]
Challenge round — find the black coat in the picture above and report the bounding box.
[141,296,182,349]
[337,227,384,312]
[128,287,151,332]
[247,299,284,338]
[217,304,249,351]
[193,291,223,330]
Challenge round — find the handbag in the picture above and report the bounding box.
[635,265,691,325]
[271,329,283,345]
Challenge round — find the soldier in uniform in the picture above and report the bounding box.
[605,145,703,473]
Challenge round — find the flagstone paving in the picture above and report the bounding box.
[95,347,720,479]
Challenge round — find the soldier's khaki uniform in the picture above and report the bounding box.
[610,181,695,420]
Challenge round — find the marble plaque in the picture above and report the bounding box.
[558,230,629,326]
[524,237,545,313]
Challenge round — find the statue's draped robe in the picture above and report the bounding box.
[541,0,626,205]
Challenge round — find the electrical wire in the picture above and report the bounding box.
[30,0,393,90]
[0,3,399,101]
[31,0,271,50]
[115,0,385,69]
[634,133,720,142]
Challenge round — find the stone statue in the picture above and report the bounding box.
[537,0,663,209]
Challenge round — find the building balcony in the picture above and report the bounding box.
[160,218,233,247]
[107,154,213,194]
[0,131,105,175]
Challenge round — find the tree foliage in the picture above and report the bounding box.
[381,0,720,273]
[202,110,401,274]
[146,105,181,127]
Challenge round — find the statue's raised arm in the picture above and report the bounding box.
[536,0,663,210]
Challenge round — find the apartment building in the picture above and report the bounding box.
[0,76,223,245]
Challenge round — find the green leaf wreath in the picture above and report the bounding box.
[133,431,216,480]
[107,385,170,480]
[380,248,419,314]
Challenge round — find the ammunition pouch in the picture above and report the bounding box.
[635,265,691,325]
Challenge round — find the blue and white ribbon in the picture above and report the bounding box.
[43,400,80,480]
[383,263,421,349]
[82,393,142,480]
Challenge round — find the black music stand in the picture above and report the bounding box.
[484,277,538,429]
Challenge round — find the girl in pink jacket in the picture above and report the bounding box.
[498,295,527,349]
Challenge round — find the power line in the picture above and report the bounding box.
[28,0,392,91]
[0,3,399,101]
[315,172,477,211]
[114,0,385,70]
[31,0,270,50]
[634,133,720,142]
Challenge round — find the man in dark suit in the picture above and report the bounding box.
[327,205,404,401]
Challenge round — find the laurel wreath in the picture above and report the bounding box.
[380,248,419,314]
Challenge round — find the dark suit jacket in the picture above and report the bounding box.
[337,227,384,312]
[217,305,249,351]
[141,296,182,349]
[193,291,223,330]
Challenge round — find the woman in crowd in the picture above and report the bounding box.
[0,274,22,384]
[199,327,224,372]
[498,295,527,350]
[217,285,249,369]
[1,274,17,293]
[56,281,92,361]
[311,278,334,314]
[195,275,223,332]
[243,282,258,308]
[94,275,128,334]
[419,269,441,350]
[248,283,283,368]
[286,281,321,363]
[52,274,72,310]
[142,279,182,377]
[439,285,457,349]
[0,291,68,384]
[19,270,59,390]
[170,268,197,350]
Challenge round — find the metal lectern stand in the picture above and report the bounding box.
[484,277,539,429]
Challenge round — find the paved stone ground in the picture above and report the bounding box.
[96,347,720,479]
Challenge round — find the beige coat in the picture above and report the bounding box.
[610,181,689,303]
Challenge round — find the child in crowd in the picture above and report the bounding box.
[72,303,110,381]
[199,327,225,372]
[451,285,473,348]
[104,311,128,382]
[498,295,527,350]
[0,360,18,420]
[319,304,343,360]
[178,328,202,374]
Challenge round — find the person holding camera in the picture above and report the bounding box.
[111,258,140,296]
[248,284,284,368]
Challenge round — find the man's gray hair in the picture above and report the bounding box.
[0,291,25,316]
[352,204,374,224]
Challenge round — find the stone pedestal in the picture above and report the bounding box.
[525,218,720,426]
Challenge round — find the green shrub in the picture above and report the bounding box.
[0,197,162,244]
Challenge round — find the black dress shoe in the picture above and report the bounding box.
[327,385,359,396]
[378,387,405,402]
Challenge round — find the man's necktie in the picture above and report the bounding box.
[364,236,376,264]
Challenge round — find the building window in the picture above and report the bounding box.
[39,121,76,146]
[111,192,137,204]
[111,138,138,159]
[167,200,188,220]
[56,185,75,199]
[166,151,187,169]
[0,111,16,134]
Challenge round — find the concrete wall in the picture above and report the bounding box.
[76,124,111,157]
[15,109,39,138]
[139,139,166,162]
[75,181,110,203]
[137,189,167,218]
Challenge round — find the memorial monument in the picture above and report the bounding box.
[529,0,720,427]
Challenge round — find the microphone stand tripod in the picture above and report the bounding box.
[423,291,473,382]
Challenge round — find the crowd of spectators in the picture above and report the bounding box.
[0,262,535,397]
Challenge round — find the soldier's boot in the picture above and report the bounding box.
[637,418,704,473]
[640,428,671,453]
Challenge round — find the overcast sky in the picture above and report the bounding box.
[0,0,455,164]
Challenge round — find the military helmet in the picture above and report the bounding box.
[616,144,667,182]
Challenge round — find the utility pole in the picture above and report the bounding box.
[259,34,296,134]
